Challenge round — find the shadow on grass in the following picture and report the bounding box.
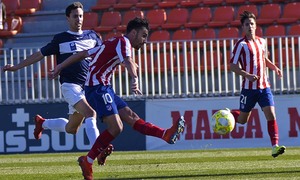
[96,170,300,180]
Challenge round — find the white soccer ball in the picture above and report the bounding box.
[210,109,235,135]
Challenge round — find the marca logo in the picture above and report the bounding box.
[0,108,91,153]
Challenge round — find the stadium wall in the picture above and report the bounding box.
[1,96,299,154]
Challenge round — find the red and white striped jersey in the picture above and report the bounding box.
[85,36,132,86]
[230,36,270,89]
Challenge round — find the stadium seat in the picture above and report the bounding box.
[15,0,41,16]
[194,28,216,40]
[255,26,263,37]
[146,9,166,30]
[117,10,144,31]
[256,4,281,25]
[113,0,139,10]
[0,16,22,37]
[94,11,121,33]
[136,0,161,9]
[158,0,181,8]
[82,12,99,30]
[161,8,189,30]
[218,27,239,39]
[277,2,300,24]
[225,0,246,5]
[104,31,124,40]
[265,25,285,37]
[172,28,193,41]
[203,0,224,6]
[248,0,268,3]
[184,7,211,29]
[91,0,117,11]
[207,6,234,27]
[289,24,300,36]
[180,0,202,7]
[2,0,20,15]
[149,30,171,42]
[231,5,258,26]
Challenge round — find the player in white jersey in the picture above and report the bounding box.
[229,11,285,158]
[51,17,185,180]
[2,2,110,164]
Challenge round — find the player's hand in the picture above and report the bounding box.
[247,74,260,82]
[131,77,142,95]
[49,64,62,79]
[2,64,18,72]
[275,67,283,78]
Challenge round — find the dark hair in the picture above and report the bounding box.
[240,11,256,25]
[126,17,149,34]
[65,2,83,17]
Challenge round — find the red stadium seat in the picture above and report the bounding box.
[146,9,166,30]
[82,12,99,30]
[194,28,216,40]
[218,27,239,39]
[136,0,161,9]
[149,30,171,42]
[91,0,117,11]
[203,0,224,6]
[225,0,246,5]
[248,0,268,3]
[172,28,193,41]
[113,0,139,10]
[94,11,121,33]
[277,2,300,24]
[256,4,281,25]
[158,0,181,8]
[265,25,285,37]
[231,5,258,26]
[2,0,20,15]
[184,7,211,29]
[180,0,202,7]
[207,6,234,27]
[15,0,41,16]
[289,24,300,36]
[117,10,144,31]
[0,16,23,37]
[161,8,189,30]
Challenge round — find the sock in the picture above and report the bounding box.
[42,118,68,132]
[133,119,165,138]
[85,117,100,144]
[87,130,115,161]
[267,119,279,146]
[231,109,240,123]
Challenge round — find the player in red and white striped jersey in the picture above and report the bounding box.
[230,11,285,158]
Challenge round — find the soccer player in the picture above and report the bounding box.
[229,11,286,158]
[2,2,109,164]
[51,17,185,180]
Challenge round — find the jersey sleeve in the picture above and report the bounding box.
[40,34,60,56]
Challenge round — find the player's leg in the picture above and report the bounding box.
[259,88,286,157]
[118,105,185,144]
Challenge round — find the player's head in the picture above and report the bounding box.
[126,17,149,50]
[240,11,257,38]
[65,2,84,32]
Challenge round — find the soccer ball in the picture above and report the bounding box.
[210,109,235,135]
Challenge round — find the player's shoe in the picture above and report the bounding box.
[162,116,185,144]
[97,144,114,166]
[78,156,93,180]
[33,114,45,140]
[272,145,286,158]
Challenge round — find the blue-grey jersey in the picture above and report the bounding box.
[41,30,102,85]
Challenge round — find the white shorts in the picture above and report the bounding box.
[61,83,85,115]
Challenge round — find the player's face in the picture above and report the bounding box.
[242,18,256,39]
[132,27,148,50]
[67,8,83,32]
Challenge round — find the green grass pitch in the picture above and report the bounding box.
[0,147,299,180]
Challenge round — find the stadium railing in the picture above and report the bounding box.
[0,36,299,105]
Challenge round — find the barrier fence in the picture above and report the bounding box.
[1,36,299,104]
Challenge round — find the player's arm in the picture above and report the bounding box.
[50,50,89,79]
[265,57,282,78]
[230,62,259,82]
[2,51,44,72]
[123,56,142,95]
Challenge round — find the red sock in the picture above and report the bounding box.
[133,119,165,138]
[267,119,279,146]
[87,130,115,160]
[231,109,240,123]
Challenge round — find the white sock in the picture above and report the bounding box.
[42,118,68,132]
[85,117,100,144]
[87,156,94,164]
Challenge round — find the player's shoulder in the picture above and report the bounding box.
[83,30,101,38]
